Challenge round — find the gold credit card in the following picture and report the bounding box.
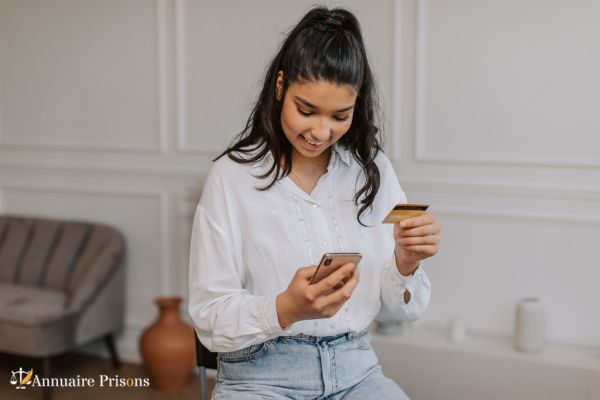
[382,204,429,224]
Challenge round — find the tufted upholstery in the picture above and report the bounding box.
[0,215,125,357]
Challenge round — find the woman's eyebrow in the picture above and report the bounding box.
[294,96,354,113]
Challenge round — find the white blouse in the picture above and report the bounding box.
[188,144,431,352]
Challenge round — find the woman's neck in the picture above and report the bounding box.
[290,147,331,177]
[285,147,331,195]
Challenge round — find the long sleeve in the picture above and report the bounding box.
[372,152,432,323]
[376,255,431,323]
[188,205,290,352]
[187,158,296,353]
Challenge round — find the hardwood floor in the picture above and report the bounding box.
[1,352,215,400]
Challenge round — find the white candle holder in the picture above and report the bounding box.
[447,316,466,343]
[514,297,545,353]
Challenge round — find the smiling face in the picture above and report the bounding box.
[277,73,358,166]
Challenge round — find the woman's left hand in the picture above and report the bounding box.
[394,213,441,276]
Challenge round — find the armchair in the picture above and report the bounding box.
[0,215,125,397]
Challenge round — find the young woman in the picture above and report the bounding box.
[188,6,441,399]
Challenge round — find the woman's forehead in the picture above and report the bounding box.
[288,80,357,109]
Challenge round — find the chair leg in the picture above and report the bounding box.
[41,357,52,400]
[103,333,121,369]
[199,366,208,400]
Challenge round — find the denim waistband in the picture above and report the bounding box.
[277,330,368,345]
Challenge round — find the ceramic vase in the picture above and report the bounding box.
[139,296,195,391]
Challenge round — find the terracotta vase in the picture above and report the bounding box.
[139,296,195,391]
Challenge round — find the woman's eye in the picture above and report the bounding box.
[334,115,350,122]
[297,107,349,122]
[298,109,313,116]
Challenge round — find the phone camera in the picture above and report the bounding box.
[324,258,332,266]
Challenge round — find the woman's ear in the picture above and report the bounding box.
[276,71,284,101]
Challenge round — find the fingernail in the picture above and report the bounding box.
[400,221,407,227]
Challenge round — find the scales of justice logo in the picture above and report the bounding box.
[10,367,34,389]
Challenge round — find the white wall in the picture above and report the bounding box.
[0,0,599,392]
[394,0,600,347]
[0,0,394,362]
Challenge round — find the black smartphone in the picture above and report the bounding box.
[310,252,362,287]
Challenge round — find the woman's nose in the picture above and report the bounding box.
[310,120,332,141]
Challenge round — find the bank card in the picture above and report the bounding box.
[382,204,429,224]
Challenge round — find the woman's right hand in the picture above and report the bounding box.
[275,263,360,329]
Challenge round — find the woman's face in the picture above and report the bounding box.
[277,76,358,163]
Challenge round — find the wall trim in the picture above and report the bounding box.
[412,0,600,169]
[1,158,597,203]
[0,151,213,178]
[434,207,600,227]
[400,178,600,226]
[399,178,600,201]
[0,0,167,154]
[159,191,174,296]
[157,0,169,154]
[414,0,429,165]
[174,0,213,156]
[391,0,403,164]
[174,0,189,153]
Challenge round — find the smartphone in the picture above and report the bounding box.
[310,252,362,287]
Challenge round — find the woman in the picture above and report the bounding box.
[188,6,441,399]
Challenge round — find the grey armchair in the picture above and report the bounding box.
[0,215,125,395]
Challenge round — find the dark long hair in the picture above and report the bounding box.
[215,6,382,225]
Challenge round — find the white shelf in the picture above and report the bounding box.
[370,325,600,373]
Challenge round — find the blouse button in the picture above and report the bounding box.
[321,240,328,247]
[312,204,318,208]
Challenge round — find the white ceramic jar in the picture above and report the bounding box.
[447,316,466,343]
[514,297,545,353]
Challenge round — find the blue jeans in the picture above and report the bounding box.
[212,330,410,399]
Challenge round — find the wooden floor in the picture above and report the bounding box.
[1,352,215,400]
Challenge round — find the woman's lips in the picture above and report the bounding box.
[300,134,326,149]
